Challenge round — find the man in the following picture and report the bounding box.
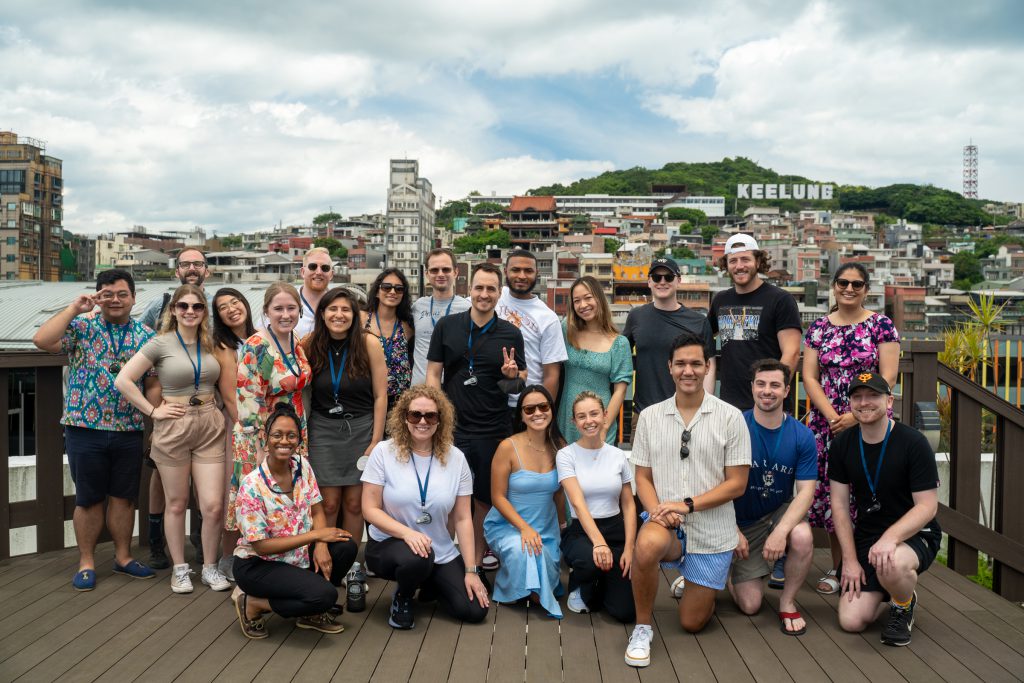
[623,257,715,430]
[729,359,817,636]
[411,247,470,386]
[139,247,212,330]
[626,332,750,667]
[495,249,567,407]
[709,235,801,412]
[33,269,158,590]
[427,263,525,571]
[261,246,334,338]
[830,372,941,647]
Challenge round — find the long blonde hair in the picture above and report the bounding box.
[159,284,213,353]
[565,276,617,349]
[386,385,456,465]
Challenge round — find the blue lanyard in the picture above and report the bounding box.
[299,288,315,317]
[467,316,496,375]
[259,457,301,494]
[858,420,892,500]
[429,296,454,330]
[104,320,128,361]
[174,330,202,393]
[375,310,400,365]
[327,343,349,402]
[270,331,301,377]
[412,454,433,509]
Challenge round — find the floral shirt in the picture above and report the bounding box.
[234,455,322,568]
[236,332,312,451]
[366,316,411,399]
[60,316,154,431]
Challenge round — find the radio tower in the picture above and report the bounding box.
[963,141,978,199]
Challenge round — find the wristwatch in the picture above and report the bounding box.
[465,565,480,575]
[684,497,695,514]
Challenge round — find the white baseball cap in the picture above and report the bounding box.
[724,234,759,255]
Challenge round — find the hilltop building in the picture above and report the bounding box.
[385,159,436,297]
[0,132,63,281]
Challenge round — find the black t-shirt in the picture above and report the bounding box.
[709,282,801,411]
[310,341,375,417]
[829,421,941,542]
[427,310,525,438]
[622,303,714,413]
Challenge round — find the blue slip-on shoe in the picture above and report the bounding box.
[73,569,96,591]
[768,556,786,590]
[113,559,156,580]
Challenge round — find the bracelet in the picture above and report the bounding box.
[593,544,609,550]
[148,405,156,417]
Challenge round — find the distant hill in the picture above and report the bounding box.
[527,157,996,226]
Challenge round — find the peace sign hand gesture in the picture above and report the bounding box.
[501,347,519,379]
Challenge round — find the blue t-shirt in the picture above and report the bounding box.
[734,410,817,527]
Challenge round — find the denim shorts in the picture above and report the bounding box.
[65,426,144,506]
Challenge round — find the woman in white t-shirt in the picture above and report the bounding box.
[361,385,490,630]
[557,391,637,622]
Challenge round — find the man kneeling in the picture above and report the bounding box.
[831,372,941,647]
[729,360,817,635]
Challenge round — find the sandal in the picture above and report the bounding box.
[234,592,268,640]
[816,569,839,595]
[779,611,807,636]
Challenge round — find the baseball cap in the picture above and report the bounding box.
[724,234,759,255]
[648,257,680,276]
[847,372,892,396]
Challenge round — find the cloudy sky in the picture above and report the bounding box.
[3,1,1021,234]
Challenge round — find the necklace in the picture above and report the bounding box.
[525,436,549,452]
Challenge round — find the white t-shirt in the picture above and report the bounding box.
[361,439,473,564]
[258,285,317,341]
[556,443,633,520]
[495,287,568,406]
[410,294,471,386]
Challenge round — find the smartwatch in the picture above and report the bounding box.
[465,565,480,575]
[684,497,695,514]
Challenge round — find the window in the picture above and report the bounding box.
[6,254,15,262]
[6,237,14,245]
[6,203,15,211]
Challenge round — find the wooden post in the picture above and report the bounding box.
[35,366,67,553]
[0,370,9,561]
[995,419,1024,600]
[948,390,982,575]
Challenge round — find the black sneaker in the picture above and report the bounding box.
[881,591,916,646]
[148,545,171,570]
[388,592,415,630]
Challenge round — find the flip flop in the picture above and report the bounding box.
[779,611,807,636]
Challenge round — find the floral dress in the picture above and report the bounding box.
[804,313,900,532]
[226,332,312,531]
[365,316,411,403]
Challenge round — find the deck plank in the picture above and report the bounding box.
[448,594,496,683]
[714,599,793,683]
[525,604,562,683]
[922,564,1024,633]
[327,578,396,682]
[140,597,239,683]
[559,612,600,683]
[487,602,527,683]
[370,602,435,683]
[410,600,461,683]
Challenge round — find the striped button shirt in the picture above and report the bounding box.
[630,392,752,554]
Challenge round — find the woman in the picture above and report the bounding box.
[212,287,257,580]
[484,385,566,618]
[232,403,358,639]
[558,276,633,444]
[227,283,312,537]
[361,385,489,630]
[361,268,413,411]
[115,284,234,593]
[803,263,899,594]
[302,287,388,539]
[557,391,636,622]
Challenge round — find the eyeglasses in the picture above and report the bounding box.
[268,431,300,442]
[307,264,333,273]
[679,429,691,460]
[406,410,440,425]
[380,283,406,293]
[96,291,132,301]
[650,272,677,283]
[177,260,207,269]
[523,402,551,416]
[835,278,866,291]
[428,267,453,275]
[175,302,206,313]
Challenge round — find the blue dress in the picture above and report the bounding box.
[483,443,563,618]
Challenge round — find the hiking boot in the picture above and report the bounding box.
[388,592,415,630]
[881,592,916,646]
[297,612,345,634]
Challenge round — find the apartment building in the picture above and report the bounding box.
[0,132,63,281]
[385,160,436,297]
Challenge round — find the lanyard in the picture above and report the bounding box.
[412,454,433,510]
[466,316,496,375]
[858,420,892,500]
[104,320,128,361]
[270,331,302,377]
[375,311,400,365]
[430,296,454,329]
[328,343,349,402]
[175,330,202,394]
[259,457,301,494]
[299,288,315,318]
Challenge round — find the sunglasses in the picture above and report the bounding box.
[835,278,866,291]
[650,272,677,283]
[175,302,206,313]
[307,264,333,273]
[177,260,207,269]
[380,283,406,293]
[428,267,453,275]
[406,410,440,425]
[679,429,691,460]
[522,402,551,416]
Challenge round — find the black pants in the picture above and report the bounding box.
[561,513,636,623]
[365,537,488,624]
[233,539,357,618]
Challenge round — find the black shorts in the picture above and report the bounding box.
[455,435,504,506]
[844,528,941,599]
[65,426,145,507]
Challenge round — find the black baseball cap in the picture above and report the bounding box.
[648,257,680,277]
[847,372,892,396]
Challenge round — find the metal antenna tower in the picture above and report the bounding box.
[963,141,978,199]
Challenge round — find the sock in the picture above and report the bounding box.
[891,595,913,609]
[148,513,164,546]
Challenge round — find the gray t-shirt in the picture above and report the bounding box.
[139,333,221,397]
[410,294,470,386]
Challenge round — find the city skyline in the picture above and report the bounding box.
[2,0,1022,235]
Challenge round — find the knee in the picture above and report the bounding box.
[200,498,223,519]
[165,498,189,516]
[454,600,489,624]
[838,610,869,633]
[735,594,762,616]
[633,532,666,565]
[309,581,339,613]
[788,524,814,557]
[321,497,341,517]
[680,611,712,633]
[331,539,358,567]
[607,602,636,624]
[342,494,362,517]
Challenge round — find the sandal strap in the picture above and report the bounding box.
[779,611,802,620]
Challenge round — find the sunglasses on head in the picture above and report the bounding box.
[523,402,551,416]
[428,266,453,275]
[308,264,333,273]
[835,278,866,291]
[380,283,406,293]
[650,272,676,283]
[175,302,206,313]
[679,429,691,460]
[406,410,440,425]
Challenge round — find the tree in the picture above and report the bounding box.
[603,238,621,254]
[453,229,510,254]
[471,201,505,215]
[664,207,708,225]
[221,235,242,249]
[313,237,348,260]
[952,251,983,287]
[313,212,342,225]
[436,200,470,228]
[700,224,720,244]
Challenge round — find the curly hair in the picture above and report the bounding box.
[385,385,456,465]
[365,268,414,328]
[513,385,567,450]
[158,284,213,353]
[716,249,772,275]
[265,402,303,445]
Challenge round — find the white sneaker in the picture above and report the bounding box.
[671,575,686,599]
[171,564,194,594]
[566,588,590,614]
[202,565,231,591]
[217,556,235,582]
[625,624,653,667]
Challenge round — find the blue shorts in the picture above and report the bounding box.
[65,426,144,507]
[667,550,734,591]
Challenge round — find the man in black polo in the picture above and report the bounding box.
[427,262,525,569]
[830,372,941,647]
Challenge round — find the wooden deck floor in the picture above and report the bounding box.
[1,544,1022,682]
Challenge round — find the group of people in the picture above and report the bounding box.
[35,235,941,665]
